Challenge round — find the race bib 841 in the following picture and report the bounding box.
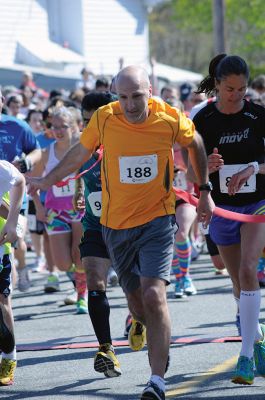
[219,164,256,193]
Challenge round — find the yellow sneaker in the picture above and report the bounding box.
[0,358,17,386]
[128,318,146,351]
[94,343,121,378]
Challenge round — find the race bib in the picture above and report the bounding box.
[27,214,37,231]
[52,178,75,197]
[173,171,187,190]
[87,191,102,217]
[119,154,158,184]
[219,164,256,193]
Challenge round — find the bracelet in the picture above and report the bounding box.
[248,161,259,175]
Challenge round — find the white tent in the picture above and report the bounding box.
[146,62,203,84]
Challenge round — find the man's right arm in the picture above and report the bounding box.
[27,142,92,193]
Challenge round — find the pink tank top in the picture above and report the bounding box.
[44,143,76,210]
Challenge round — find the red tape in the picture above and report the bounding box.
[54,155,265,224]
[55,147,103,188]
[174,187,265,223]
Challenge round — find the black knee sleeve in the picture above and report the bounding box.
[0,308,15,354]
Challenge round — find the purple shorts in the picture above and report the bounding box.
[209,200,265,246]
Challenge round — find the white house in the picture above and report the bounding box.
[0,0,202,89]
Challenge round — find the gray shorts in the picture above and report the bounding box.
[102,215,178,293]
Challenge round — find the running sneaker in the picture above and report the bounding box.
[17,267,30,292]
[128,318,146,351]
[107,267,119,287]
[174,279,184,298]
[124,313,132,338]
[191,242,200,261]
[141,381,165,400]
[182,275,197,296]
[94,343,122,378]
[214,267,228,276]
[231,355,254,385]
[44,273,60,293]
[0,359,17,386]
[254,323,265,376]
[76,297,88,314]
[235,313,241,336]
[64,289,77,305]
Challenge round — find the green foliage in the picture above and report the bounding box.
[170,0,213,32]
[149,0,265,77]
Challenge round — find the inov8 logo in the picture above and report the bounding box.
[219,128,249,144]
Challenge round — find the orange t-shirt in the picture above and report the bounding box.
[80,98,195,229]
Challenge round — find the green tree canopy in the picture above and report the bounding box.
[149,0,265,78]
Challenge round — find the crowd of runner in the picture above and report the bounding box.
[0,60,265,399]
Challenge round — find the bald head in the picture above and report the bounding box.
[115,66,151,124]
[116,66,150,91]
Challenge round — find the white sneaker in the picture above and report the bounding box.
[64,289,77,305]
[182,275,197,296]
[108,267,118,287]
[17,268,31,292]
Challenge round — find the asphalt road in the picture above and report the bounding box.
[2,250,265,400]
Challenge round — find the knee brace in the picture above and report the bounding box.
[0,308,15,354]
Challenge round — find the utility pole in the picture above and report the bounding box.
[212,0,226,54]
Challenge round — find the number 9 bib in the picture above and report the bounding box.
[119,154,158,184]
[87,191,102,217]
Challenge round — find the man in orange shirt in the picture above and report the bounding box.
[27,66,214,400]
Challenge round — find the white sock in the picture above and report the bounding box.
[150,375,165,392]
[240,290,261,358]
[2,346,16,360]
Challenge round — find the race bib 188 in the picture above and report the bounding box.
[119,154,158,184]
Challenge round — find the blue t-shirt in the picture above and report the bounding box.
[0,114,40,161]
[80,153,102,232]
[0,115,40,210]
[36,132,55,149]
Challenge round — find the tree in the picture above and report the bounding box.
[149,0,265,78]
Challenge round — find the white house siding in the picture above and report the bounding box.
[0,0,35,65]
[47,0,84,55]
[0,0,50,65]
[81,0,149,75]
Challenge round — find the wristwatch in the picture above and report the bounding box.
[198,182,213,191]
